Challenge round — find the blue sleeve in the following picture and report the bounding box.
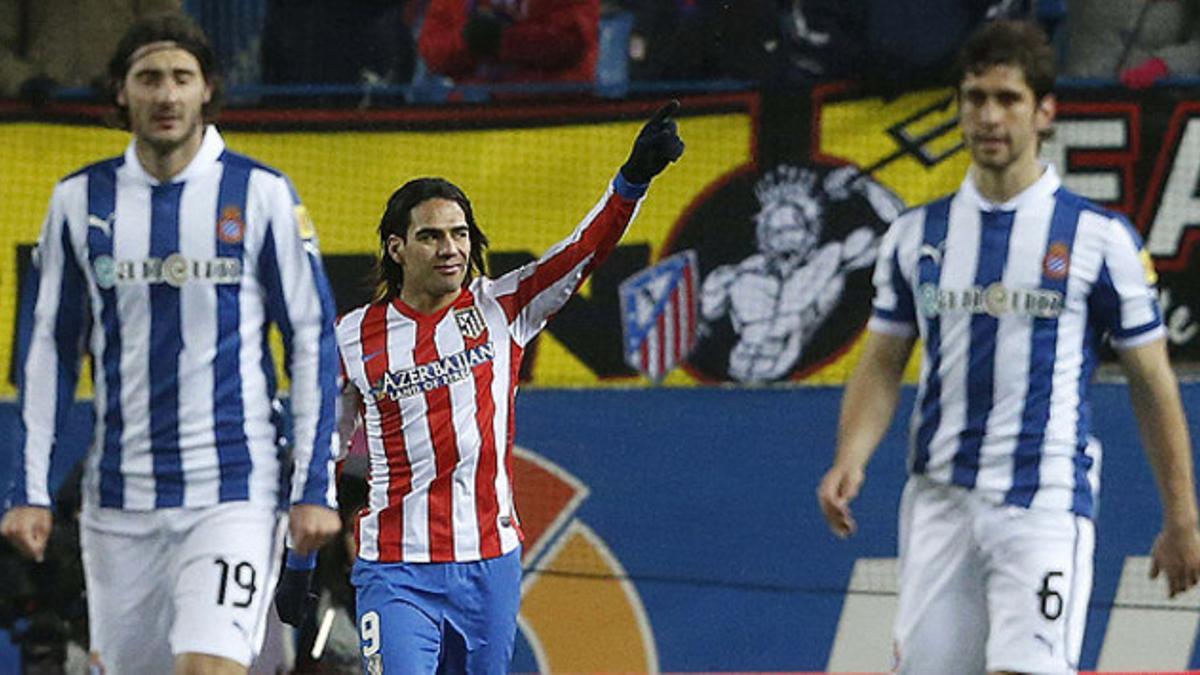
[257,176,339,508]
[10,192,88,508]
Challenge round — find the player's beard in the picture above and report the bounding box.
[137,105,205,157]
[969,135,1019,173]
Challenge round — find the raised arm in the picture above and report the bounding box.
[493,100,685,344]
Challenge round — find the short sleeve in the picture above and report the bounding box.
[868,214,918,338]
[1088,214,1164,349]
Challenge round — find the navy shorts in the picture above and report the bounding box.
[351,547,522,674]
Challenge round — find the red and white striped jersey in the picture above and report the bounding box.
[337,175,646,562]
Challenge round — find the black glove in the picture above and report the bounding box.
[274,550,319,627]
[18,76,57,108]
[463,10,505,58]
[620,100,685,185]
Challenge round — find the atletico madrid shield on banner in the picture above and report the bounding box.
[618,250,700,382]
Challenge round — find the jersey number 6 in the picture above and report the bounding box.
[1038,570,1065,621]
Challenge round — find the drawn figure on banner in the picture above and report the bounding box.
[698,164,903,382]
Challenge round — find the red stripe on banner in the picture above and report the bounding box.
[362,303,410,561]
[415,313,461,562]
[671,286,682,372]
[655,310,667,381]
[640,328,652,378]
[465,295,502,559]
[683,260,697,351]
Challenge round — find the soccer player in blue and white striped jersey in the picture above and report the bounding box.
[818,20,1200,675]
[0,12,341,674]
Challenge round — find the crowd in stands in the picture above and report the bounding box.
[2,0,1199,104]
[0,0,181,104]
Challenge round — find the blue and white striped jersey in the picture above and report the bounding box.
[12,126,339,512]
[870,166,1163,518]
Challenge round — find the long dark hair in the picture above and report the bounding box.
[107,11,224,129]
[372,177,489,302]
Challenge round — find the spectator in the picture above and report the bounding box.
[1064,0,1200,89]
[289,456,369,673]
[261,0,417,92]
[0,0,180,105]
[419,0,599,86]
[0,466,87,672]
[777,0,864,85]
[623,0,785,83]
[792,0,1035,93]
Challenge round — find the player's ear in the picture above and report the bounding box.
[116,82,127,107]
[386,234,405,265]
[1036,92,1056,132]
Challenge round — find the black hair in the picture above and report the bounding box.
[373,177,489,302]
[955,19,1057,102]
[107,11,224,128]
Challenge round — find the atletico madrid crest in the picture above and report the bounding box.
[454,306,487,340]
[619,250,700,383]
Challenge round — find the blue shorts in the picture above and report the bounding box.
[351,547,522,674]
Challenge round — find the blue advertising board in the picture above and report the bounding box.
[3,383,1196,671]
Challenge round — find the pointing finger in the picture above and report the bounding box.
[648,99,680,126]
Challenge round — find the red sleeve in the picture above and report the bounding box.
[495,179,642,325]
[498,0,598,71]
[418,0,480,79]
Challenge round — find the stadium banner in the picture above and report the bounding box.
[2,384,1199,671]
[3,85,1200,399]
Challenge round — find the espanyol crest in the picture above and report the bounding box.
[618,250,699,383]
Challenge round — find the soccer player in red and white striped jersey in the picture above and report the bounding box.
[328,102,681,671]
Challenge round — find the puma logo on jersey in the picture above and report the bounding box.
[88,213,114,236]
[918,243,943,266]
[1034,633,1055,652]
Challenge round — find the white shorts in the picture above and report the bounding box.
[80,502,286,673]
[894,476,1094,675]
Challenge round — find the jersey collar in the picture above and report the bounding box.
[122,124,226,185]
[390,287,471,322]
[960,163,1061,212]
